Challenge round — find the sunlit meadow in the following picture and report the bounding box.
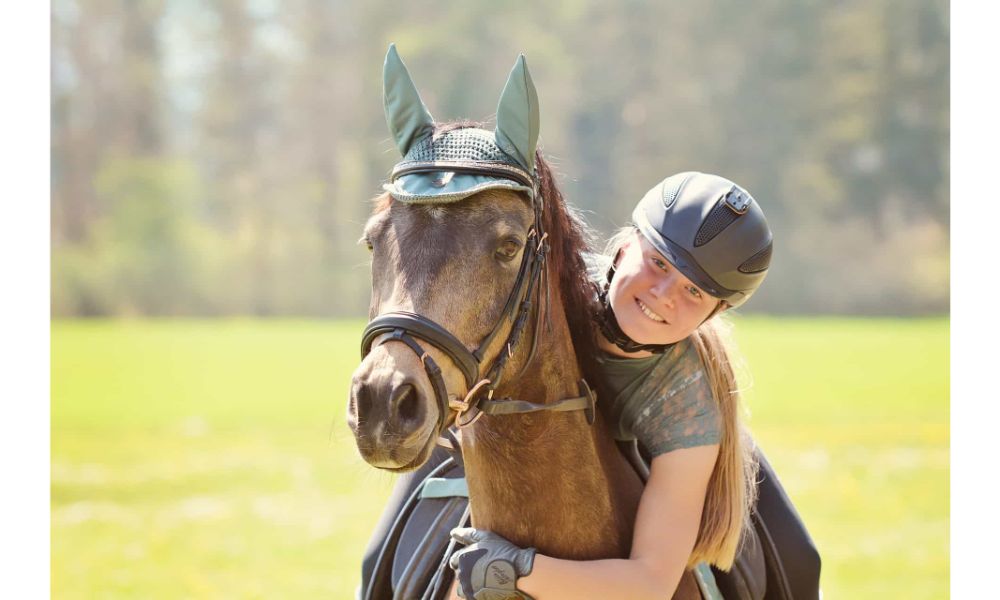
[51,317,948,598]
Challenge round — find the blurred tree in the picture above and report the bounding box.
[50,0,950,317]
[52,0,167,244]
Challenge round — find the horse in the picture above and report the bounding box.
[346,46,714,599]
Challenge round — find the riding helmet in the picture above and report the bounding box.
[631,171,772,309]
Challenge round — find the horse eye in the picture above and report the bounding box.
[495,239,522,262]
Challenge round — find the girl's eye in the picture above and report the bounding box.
[651,257,668,271]
[687,286,702,299]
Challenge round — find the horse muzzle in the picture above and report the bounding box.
[347,349,442,471]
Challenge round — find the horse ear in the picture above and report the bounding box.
[383,43,434,156]
[495,54,540,173]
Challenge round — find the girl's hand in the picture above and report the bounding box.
[449,527,537,599]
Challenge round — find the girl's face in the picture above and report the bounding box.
[608,231,719,346]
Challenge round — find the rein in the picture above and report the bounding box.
[360,172,595,438]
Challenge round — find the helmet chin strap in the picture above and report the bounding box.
[595,260,674,355]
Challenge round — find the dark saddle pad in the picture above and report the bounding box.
[733,450,822,600]
[362,456,469,600]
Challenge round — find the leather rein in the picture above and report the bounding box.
[360,169,595,438]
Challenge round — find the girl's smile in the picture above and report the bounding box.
[635,297,668,324]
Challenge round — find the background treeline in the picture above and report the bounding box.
[51,0,949,317]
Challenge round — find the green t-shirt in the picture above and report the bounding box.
[594,336,722,457]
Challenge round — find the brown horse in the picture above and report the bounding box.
[347,47,704,599]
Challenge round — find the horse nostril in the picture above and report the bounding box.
[351,380,372,418]
[393,384,420,424]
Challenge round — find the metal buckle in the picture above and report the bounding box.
[456,406,483,428]
[454,379,492,429]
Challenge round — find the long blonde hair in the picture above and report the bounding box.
[604,227,758,570]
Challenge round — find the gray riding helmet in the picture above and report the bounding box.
[631,171,773,309]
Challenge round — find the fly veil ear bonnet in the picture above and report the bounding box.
[381,43,540,204]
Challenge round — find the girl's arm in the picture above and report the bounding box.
[449,443,718,599]
[520,444,718,599]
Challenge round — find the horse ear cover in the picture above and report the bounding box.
[495,54,540,173]
[383,43,435,156]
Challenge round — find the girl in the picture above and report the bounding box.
[447,171,772,599]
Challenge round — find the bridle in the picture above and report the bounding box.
[360,161,595,438]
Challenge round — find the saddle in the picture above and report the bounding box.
[361,440,819,600]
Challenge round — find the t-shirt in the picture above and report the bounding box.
[585,251,722,457]
[595,341,722,456]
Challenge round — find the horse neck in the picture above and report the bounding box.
[460,270,644,559]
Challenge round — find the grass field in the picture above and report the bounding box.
[51,317,949,598]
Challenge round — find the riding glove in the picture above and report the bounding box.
[449,527,537,600]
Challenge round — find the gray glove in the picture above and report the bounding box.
[449,527,537,600]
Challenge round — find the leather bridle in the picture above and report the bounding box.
[360,167,595,438]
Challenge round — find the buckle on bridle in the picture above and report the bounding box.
[453,378,492,428]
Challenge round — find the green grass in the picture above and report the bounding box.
[731,317,949,599]
[52,317,949,598]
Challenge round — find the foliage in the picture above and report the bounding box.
[51,0,948,316]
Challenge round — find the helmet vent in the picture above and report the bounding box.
[738,242,772,273]
[661,173,693,209]
[694,198,740,246]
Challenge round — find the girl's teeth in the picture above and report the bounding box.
[637,299,664,322]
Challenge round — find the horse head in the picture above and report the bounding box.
[347,45,547,472]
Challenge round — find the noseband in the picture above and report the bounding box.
[360,171,595,437]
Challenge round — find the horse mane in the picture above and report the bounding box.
[532,152,603,385]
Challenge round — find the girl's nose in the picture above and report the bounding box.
[650,275,680,308]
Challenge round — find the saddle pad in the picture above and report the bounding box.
[390,471,470,599]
